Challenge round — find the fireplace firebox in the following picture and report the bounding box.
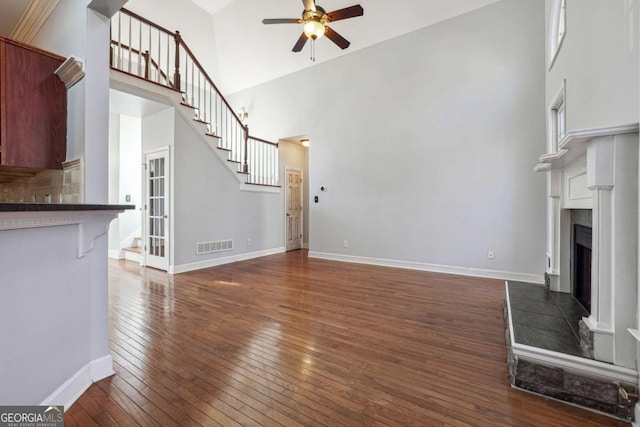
[573,224,592,313]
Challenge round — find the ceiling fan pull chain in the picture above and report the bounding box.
[311,39,315,62]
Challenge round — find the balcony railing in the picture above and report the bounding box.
[110,8,279,187]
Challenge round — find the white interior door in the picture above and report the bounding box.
[145,149,169,270]
[286,168,303,251]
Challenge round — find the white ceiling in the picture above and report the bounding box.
[210,0,503,93]
[191,0,236,16]
[0,0,30,37]
[0,0,504,95]
[109,89,171,118]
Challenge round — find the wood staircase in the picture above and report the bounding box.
[110,8,280,188]
[123,236,142,262]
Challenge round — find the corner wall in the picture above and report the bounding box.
[229,0,547,280]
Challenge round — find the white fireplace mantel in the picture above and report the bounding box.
[535,123,639,370]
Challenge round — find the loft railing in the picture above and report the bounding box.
[110,8,279,186]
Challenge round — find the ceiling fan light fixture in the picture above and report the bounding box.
[303,20,325,39]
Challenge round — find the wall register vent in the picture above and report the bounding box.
[196,239,233,255]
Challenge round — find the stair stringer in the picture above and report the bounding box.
[172,100,248,185]
[109,70,246,185]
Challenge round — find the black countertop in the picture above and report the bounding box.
[0,203,135,212]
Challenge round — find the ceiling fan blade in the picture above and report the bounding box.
[262,18,303,24]
[327,5,364,22]
[292,33,309,52]
[302,0,316,11]
[324,26,350,49]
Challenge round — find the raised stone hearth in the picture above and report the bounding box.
[505,281,638,421]
[531,124,640,419]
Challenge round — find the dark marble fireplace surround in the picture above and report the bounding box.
[505,281,638,421]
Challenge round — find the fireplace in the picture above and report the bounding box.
[573,224,591,313]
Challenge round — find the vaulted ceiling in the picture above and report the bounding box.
[1,0,503,94]
[206,0,502,93]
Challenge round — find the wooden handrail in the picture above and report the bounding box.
[176,37,244,127]
[248,136,279,147]
[120,8,175,37]
[116,8,244,128]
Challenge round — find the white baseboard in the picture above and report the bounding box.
[40,355,114,410]
[108,249,123,259]
[170,247,285,274]
[308,251,544,284]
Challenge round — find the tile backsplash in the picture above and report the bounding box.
[0,157,84,203]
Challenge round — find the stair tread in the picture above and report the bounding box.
[207,133,222,139]
[123,246,142,253]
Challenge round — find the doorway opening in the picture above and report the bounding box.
[280,136,310,251]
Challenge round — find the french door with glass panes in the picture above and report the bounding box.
[145,149,169,271]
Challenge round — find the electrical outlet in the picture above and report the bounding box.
[343,240,348,248]
[488,250,494,259]
[247,238,253,246]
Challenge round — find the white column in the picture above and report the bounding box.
[583,137,615,363]
[547,169,562,291]
[611,134,638,369]
[584,134,638,369]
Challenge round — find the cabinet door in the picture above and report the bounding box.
[0,39,66,169]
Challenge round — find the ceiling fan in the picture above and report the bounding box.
[262,0,364,53]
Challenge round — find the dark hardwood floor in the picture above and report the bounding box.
[65,250,628,426]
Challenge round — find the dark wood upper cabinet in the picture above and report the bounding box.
[0,36,67,170]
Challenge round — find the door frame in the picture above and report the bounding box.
[143,146,171,271]
[284,166,304,251]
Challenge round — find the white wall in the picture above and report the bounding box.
[228,0,547,280]
[545,0,639,131]
[108,113,121,254]
[118,115,142,245]
[108,113,142,254]
[0,225,90,404]
[171,111,283,268]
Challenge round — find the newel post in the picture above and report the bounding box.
[174,31,181,91]
[243,125,249,174]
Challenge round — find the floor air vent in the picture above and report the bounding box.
[196,239,233,255]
